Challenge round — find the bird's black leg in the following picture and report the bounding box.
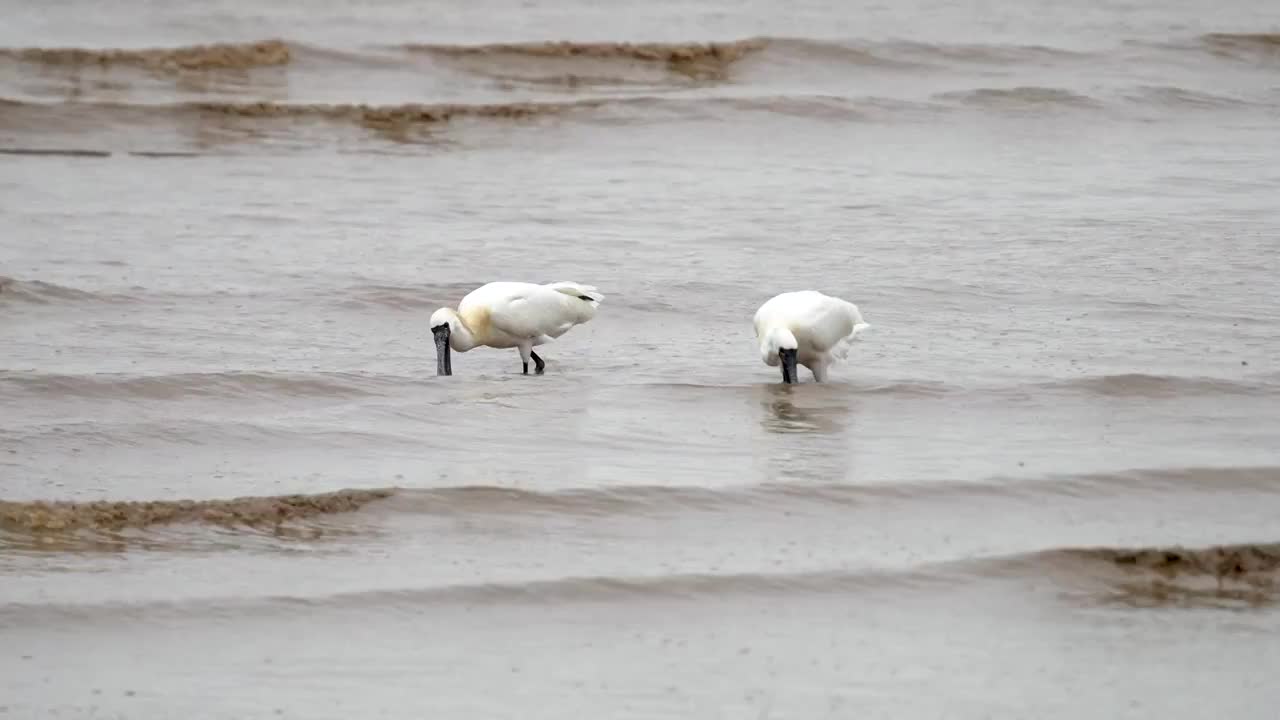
[530,350,546,375]
[522,361,529,375]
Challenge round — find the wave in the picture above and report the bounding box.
[0,77,1266,148]
[0,96,605,150]
[403,38,768,80]
[0,97,599,127]
[935,86,1100,109]
[849,380,954,397]
[1199,32,1280,59]
[0,33,1270,86]
[1031,372,1280,398]
[0,39,290,71]
[1052,544,1280,582]
[0,275,135,305]
[400,36,1050,85]
[858,373,1277,399]
[877,39,1090,64]
[0,148,201,158]
[5,466,1276,532]
[756,37,1095,70]
[0,147,112,157]
[187,98,593,122]
[0,94,882,126]
[381,466,1280,515]
[403,38,767,62]
[0,36,1095,75]
[0,36,1101,113]
[3,543,1274,621]
[0,37,772,85]
[0,95,894,146]
[0,570,940,625]
[0,489,394,532]
[784,34,1271,68]
[1041,544,1280,609]
[816,372,1278,399]
[1127,85,1249,109]
[0,370,400,402]
[0,363,1268,408]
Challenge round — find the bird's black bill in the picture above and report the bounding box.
[779,348,799,384]
[432,323,452,376]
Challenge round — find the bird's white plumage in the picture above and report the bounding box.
[463,281,600,347]
[753,290,869,382]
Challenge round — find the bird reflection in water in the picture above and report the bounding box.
[754,384,859,484]
[757,384,854,435]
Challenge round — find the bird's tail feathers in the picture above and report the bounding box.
[547,281,605,303]
[829,317,871,362]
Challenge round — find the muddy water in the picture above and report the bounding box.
[2,0,1280,718]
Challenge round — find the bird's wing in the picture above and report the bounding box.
[814,296,870,360]
[485,284,585,340]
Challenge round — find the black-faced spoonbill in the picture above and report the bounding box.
[754,290,870,384]
[430,281,603,376]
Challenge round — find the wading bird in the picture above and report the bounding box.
[754,290,869,383]
[430,281,603,376]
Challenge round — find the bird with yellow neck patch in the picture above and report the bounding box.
[430,281,603,376]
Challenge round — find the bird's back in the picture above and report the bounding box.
[756,291,867,355]
[461,281,601,343]
[458,282,537,313]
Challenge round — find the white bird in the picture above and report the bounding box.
[753,290,870,384]
[429,281,603,376]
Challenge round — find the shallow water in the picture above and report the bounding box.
[3,0,1280,718]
